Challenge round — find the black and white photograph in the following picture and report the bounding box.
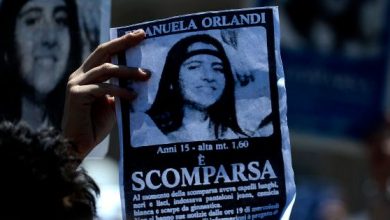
[112,7,295,220]
[0,0,110,129]
[126,28,273,147]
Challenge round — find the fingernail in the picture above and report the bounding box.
[131,29,144,35]
[139,68,151,78]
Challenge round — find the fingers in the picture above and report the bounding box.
[66,29,148,104]
[70,83,137,102]
[82,29,146,71]
[74,63,150,85]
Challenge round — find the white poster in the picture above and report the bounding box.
[111,7,295,220]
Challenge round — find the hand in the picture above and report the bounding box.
[62,29,150,159]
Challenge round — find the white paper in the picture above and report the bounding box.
[111,7,295,220]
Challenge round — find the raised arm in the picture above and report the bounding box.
[62,29,150,159]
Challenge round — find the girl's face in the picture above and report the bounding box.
[15,0,70,96]
[179,44,226,109]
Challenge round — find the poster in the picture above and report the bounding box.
[111,7,295,220]
[0,0,110,130]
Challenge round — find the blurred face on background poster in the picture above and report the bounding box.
[15,0,70,97]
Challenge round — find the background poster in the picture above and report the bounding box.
[112,7,295,220]
[0,0,110,130]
